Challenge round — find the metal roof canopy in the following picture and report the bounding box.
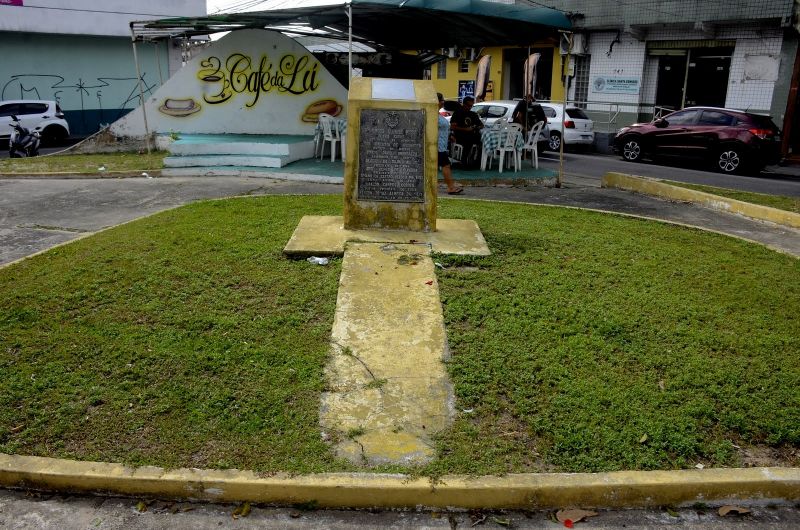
[130,0,572,49]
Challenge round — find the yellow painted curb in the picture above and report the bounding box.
[1,454,798,508]
[602,172,800,229]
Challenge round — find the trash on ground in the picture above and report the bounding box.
[556,509,598,525]
[307,256,329,265]
[718,505,751,517]
[232,501,251,519]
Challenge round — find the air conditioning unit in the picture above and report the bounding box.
[463,48,479,61]
[560,33,588,55]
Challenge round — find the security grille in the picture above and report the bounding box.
[437,59,447,79]
[573,55,590,108]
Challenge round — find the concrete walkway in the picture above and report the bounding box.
[321,243,454,465]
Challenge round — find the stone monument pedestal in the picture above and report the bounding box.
[282,78,490,464]
[343,77,438,232]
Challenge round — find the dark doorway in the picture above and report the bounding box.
[503,47,553,100]
[655,54,687,111]
[654,46,733,111]
[685,48,732,107]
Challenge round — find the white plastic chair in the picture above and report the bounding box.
[490,117,509,132]
[497,123,522,173]
[318,113,340,161]
[450,142,463,162]
[521,121,545,169]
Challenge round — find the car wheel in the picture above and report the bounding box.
[548,131,561,151]
[622,137,643,162]
[716,147,744,174]
[41,125,67,147]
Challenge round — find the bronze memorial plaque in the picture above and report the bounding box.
[358,109,425,202]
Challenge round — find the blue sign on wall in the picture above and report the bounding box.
[591,76,640,94]
[458,80,475,102]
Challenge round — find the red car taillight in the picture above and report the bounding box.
[748,128,774,139]
[564,120,575,128]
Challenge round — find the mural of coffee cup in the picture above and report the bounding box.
[301,99,343,123]
[158,98,202,117]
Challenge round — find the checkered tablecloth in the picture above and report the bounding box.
[480,128,524,151]
[314,119,347,139]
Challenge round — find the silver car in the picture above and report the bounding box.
[538,103,595,151]
[0,100,70,146]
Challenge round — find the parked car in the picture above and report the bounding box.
[0,100,70,146]
[471,99,550,152]
[613,107,781,174]
[538,103,595,151]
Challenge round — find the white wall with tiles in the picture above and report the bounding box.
[726,32,783,111]
[586,32,647,114]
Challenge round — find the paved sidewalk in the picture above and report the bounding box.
[2,489,799,529]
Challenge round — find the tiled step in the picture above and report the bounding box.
[167,134,315,158]
[163,155,290,168]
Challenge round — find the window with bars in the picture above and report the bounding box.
[458,59,469,73]
[573,55,590,108]
[437,60,447,79]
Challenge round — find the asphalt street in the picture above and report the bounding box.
[2,489,799,529]
[534,149,800,197]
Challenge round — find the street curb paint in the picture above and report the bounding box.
[1,454,798,508]
[601,172,800,229]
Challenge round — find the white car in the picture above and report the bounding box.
[0,100,70,146]
[471,99,550,151]
[538,103,594,151]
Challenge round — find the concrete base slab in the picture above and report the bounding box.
[283,216,490,256]
[320,243,454,465]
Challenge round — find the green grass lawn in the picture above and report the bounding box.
[664,180,800,214]
[0,151,166,174]
[1,196,798,474]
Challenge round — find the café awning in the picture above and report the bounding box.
[131,0,572,49]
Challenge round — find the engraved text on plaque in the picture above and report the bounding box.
[358,109,425,202]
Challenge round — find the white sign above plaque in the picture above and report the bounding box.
[372,78,416,100]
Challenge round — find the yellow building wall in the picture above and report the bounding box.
[428,45,564,103]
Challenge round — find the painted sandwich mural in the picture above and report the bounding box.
[110,29,348,137]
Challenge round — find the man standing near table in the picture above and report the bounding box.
[450,96,483,169]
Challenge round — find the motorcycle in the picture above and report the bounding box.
[8,114,41,158]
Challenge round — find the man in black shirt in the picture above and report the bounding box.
[512,94,547,135]
[449,96,483,168]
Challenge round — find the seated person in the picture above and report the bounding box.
[512,94,547,135]
[449,96,484,167]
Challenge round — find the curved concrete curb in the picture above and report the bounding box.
[601,172,800,229]
[1,454,798,509]
[0,170,161,179]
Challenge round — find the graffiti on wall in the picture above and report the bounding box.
[198,52,321,107]
[2,73,158,128]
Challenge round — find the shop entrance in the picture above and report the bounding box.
[503,47,553,100]
[652,44,733,111]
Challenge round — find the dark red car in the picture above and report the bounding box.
[613,107,782,174]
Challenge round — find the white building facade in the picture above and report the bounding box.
[0,0,206,135]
